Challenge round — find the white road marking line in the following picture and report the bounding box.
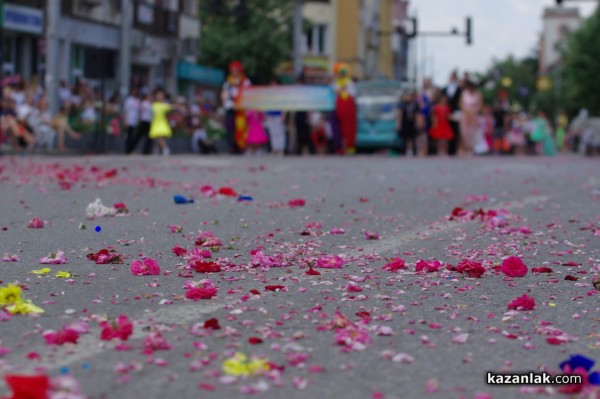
[10,302,225,374]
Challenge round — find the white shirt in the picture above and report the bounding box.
[140,100,152,122]
[446,82,458,99]
[189,103,201,115]
[81,107,97,123]
[222,78,251,110]
[124,96,140,127]
[59,87,72,103]
[12,91,26,106]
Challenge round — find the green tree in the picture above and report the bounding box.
[199,0,295,83]
[562,5,600,115]
[479,54,538,111]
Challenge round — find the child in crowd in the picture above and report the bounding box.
[429,94,453,155]
[245,109,268,155]
[265,110,286,156]
[148,88,173,156]
[397,90,420,156]
[190,107,217,155]
[472,108,490,155]
[508,113,526,155]
[482,106,494,152]
[264,79,286,156]
[530,111,554,156]
[310,111,329,155]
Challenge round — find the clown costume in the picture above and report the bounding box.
[221,61,251,153]
[332,63,357,154]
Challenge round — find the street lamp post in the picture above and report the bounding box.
[45,0,61,115]
[293,0,303,79]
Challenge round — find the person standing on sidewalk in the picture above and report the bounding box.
[124,87,140,154]
[418,78,433,156]
[135,89,154,155]
[264,78,286,156]
[397,90,420,156]
[492,100,508,154]
[443,71,462,156]
[295,73,315,155]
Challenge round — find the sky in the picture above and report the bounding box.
[411,0,597,86]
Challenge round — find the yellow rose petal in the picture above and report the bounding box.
[222,359,249,376]
[7,300,44,315]
[0,284,23,306]
[248,358,270,375]
[31,268,52,275]
[55,271,71,278]
[548,302,556,307]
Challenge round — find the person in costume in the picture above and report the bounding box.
[332,63,357,154]
[221,61,251,153]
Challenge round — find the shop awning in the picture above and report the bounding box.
[176,61,225,87]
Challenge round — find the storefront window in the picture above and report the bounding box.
[71,45,84,80]
[2,36,16,75]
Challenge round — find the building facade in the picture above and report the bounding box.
[2,0,221,111]
[48,0,206,100]
[288,0,409,83]
[1,0,45,80]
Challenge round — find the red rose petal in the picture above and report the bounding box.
[532,267,553,273]
[305,268,321,276]
[562,262,580,267]
[191,260,221,273]
[203,318,221,330]
[564,275,578,281]
[248,337,263,345]
[288,198,306,207]
[198,383,216,391]
[265,285,285,292]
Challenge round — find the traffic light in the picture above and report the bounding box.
[466,16,472,45]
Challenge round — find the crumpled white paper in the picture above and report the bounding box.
[85,198,117,219]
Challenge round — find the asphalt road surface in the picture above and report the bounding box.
[0,155,598,399]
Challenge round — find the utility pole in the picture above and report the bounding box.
[293,0,303,79]
[45,0,61,114]
[358,0,366,77]
[364,0,381,79]
[119,0,132,100]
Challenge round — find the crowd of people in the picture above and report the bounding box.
[397,71,592,157]
[0,67,597,156]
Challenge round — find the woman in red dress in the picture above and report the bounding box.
[429,94,454,155]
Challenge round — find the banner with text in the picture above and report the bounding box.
[240,85,335,111]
